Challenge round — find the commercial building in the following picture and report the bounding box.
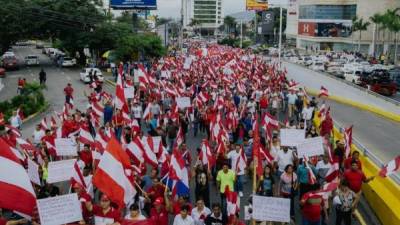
[286,0,400,55]
[182,0,224,34]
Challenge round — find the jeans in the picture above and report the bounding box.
[167,137,176,153]
[235,175,244,192]
[115,126,122,141]
[193,122,199,137]
[302,218,321,225]
[335,209,351,225]
[220,193,227,213]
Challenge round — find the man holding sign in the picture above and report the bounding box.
[86,194,122,225]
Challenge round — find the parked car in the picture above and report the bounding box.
[60,57,77,67]
[389,67,400,90]
[360,69,397,96]
[25,55,40,66]
[2,55,18,70]
[0,67,6,78]
[80,68,104,83]
[36,42,44,49]
[344,69,363,84]
[309,61,325,71]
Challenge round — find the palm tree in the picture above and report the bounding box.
[223,16,236,35]
[383,9,400,63]
[189,18,201,35]
[352,16,371,52]
[370,13,383,57]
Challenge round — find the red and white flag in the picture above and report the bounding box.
[379,155,400,177]
[199,139,215,169]
[225,187,239,218]
[79,127,95,146]
[93,137,137,208]
[71,161,87,189]
[0,139,36,216]
[16,138,36,152]
[304,156,317,185]
[344,126,353,158]
[318,86,329,98]
[141,136,159,168]
[40,117,48,131]
[5,125,22,137]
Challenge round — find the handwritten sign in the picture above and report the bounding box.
[296,136,324,158]
[176,97,191,109]
[47,159,75,183]
[280,129,305,146]
[252,195,290,222]
[55,138,77,156]
[37,193,83,225]
[124,87,135,99]
[27,159,41,185]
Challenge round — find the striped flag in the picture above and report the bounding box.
[379,155,400,177]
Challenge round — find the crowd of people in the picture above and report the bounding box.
[0,42,376,225]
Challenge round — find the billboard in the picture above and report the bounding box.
[317,23,352,37]
[259,11,275,34]
[110,0,157,10]
[298,22,316,36]
[246,0,268,11]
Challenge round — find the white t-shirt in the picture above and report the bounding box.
[173,214,195,225]
[276,150,294,172]
[150,104,161,115]
[247,101,256,114]
[302,107,314,120]
[124,214,146,220]
[316,161,332,170]
[254,90,262,102]
[287,93,298,105]
[33,129,45,145]
[270,144,281,159]
[191,207,211,225]
[10,115,21,128]
[227,150,245,175]
[132,105,143,119]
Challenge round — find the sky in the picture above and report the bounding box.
[154,0,246,18]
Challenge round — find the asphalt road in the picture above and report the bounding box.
[0,46,376,225]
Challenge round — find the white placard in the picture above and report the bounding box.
[152,136,161,153]
[176,97,191,109]
[28,159,41,185]
[37,193,83,225]
[296,136,324,158]
[244,206,251,221]
[55,138,77,156]
[280,129,305,146]
[252,196,290,222]
[47,159,76,183]
[124,87,135,99]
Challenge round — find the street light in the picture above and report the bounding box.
[269,0,288,67]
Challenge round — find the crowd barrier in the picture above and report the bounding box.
[313,116,400,225]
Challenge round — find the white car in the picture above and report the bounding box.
[24,55,40,66]
[80,68,104,83]
[61,57,76,67]
[309,61,325,71]
[344,70,363,84]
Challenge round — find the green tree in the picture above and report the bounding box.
[370,13,383,56]
[352,16,371,51]
[189,18,202,35]
[383,9,400,63]
[224,16,237,35]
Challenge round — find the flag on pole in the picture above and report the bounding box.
[379,155,400,177]
[318,86,329,97]
[344,126,353,158]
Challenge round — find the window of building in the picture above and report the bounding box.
[299,4,357,20]
[195,5,216,10]
[194,10,217,14]
[194,1,216,5]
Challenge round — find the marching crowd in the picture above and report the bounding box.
[0,42,376,225]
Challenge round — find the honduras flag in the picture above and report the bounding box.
[161,150,190,196]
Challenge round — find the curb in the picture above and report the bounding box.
[105,79,116,87]
[355,210,368,225]
[306,88,400,123]
[22,102,50,123]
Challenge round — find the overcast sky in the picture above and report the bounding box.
[155,0,246,18]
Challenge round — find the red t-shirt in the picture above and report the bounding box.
[150,207,168,225]
[79,150,93,166]
[93,205,121,224]
[172,202,192,215]
[147,184,165,202]
[112,114,124,126]
[301,192,324,222]
[344,158,362,170]
[64,86,74,96]
[343,169,366,193]
[259,97,268,109]
[78,192,92,222]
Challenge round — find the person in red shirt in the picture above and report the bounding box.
[112,109,124,141]
[87,194,122,225]
[259,94,269,115]
[41,129,57,159]
[168,195,192,216]
[300,184,328,225]
[73,183,93,223]
[149,197,168,225]
[78,144,93,168]
[344,151,362,170]
[147,178,165,203]
[64,83,74,105]
[343,160,374,202]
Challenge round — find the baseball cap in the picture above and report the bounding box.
[154,197,164,205]
[101,194,110,201]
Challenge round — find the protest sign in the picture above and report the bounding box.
[47,159,75,183]
[244,206,251,221]
[37,193,82,225]
[252,195,290,222]
[55,138,77,156]
[296,136,324,158]
[124,87,135,99]
[152,136,161,153]
[27,159,41,185]
[280,129,305,146]
[176,97,191,109]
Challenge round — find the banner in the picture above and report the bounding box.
[124,87,135,99]
[280,129,305,146]
[176,97,191,109]
[37,193,83,225]
[110,0,157,10]
[47,159,76,183]
[55,138,77,156]
[252,195,290,222]
[27,158,41,185]
[246,0,268,11]
[296,136,324,158]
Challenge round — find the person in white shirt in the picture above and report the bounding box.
[226,144,245,197]
[150,100,161,116]
[246,98,256,114]
[191,199,211,225]
[9,111,22,129]
[287,91,298,118]
[131,102,143,126]
[125,203,146,221]
[275,147,296,176]
[302,104,314,128]
[173,205,195,225]
[32,124,45,146]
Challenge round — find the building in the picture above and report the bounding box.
[183,0,224,34]
[286,0,400,55]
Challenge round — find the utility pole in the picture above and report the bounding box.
[278,6,283,66]
[254,12,257,43]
